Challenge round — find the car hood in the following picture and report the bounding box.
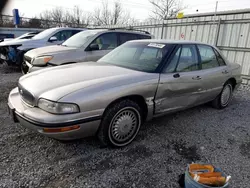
[19,62,153,103]
[25,45,77,58]
[0,38,41,47]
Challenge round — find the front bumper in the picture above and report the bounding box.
[8,88,101,140]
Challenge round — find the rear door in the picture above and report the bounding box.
[196,45,231,102]
[155,44,204,114]
[84,32,118,61]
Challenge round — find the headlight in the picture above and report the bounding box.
[32,56,53,66]
[38,99,79,114]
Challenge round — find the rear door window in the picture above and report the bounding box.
[119,33,139,45]
[90,33,118,50]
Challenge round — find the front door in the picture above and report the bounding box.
[155,44,204,114]
[85,33,118,61]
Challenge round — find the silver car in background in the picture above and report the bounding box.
[23,29,152,74]
[8,40,242,147]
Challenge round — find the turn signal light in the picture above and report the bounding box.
[43,56,53,63]
[43,125,80,133]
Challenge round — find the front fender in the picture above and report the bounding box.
[58,75,159,121]
[18,45,36,51]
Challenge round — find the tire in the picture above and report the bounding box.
[16,51,27,74]
[97,99,142,147]
[212,81,233,109]
[21,61,29,74]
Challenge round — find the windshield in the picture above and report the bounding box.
[32,28,57,40]
[16,34,33,40]
[62,30,101,48]
[16,33,28,39]
[98,42,172,72]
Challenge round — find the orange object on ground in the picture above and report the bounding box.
[190,172,222,178]
[199,172,222,178]
[189,164,228,187]
[189,164,214,173]
[197,176,226,187]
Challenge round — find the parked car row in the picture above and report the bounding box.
[7,35,242,146]
[0,27,152,74]
[22,29,152,73]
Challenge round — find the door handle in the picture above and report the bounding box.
[222,70,229,74]
[173,73,180,78]
[192,76,201,80]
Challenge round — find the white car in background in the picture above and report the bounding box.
[0,27,85,71]
[0,31,41,42]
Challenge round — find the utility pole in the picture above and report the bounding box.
[161,0,169,39]
[75,6,80,27]
[214,1,219,45]
[214,1,218,22]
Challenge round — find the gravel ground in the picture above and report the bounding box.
[0,65,250,188]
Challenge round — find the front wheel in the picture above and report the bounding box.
[97,100,142,147]
[212,82,233,109]
[16,51,28,74]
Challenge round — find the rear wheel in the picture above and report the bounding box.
[212,81,233,109]
[98,99,142,147]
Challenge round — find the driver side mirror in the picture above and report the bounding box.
[89,43,99,51]
[49,36,58,42]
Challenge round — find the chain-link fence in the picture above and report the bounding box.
[0,15,88,28]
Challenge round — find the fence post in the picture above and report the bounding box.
[161,20,164,39]
[214,18,221,46]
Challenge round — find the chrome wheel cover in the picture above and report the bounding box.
[221,84,232,106]
[109,107,141,146]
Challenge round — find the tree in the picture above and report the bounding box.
[149,0,186,20]
[28,17,41,28]
[92,0,136,26]
[39,6,90,28]
[70,6,91,27]
[50,7,64,26]
[39,10,54,28]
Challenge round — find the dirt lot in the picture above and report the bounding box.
[1,65,250,188]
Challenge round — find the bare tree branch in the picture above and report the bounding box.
[149,0,186,20]
[92,0,137,26]
[39,6,90,27]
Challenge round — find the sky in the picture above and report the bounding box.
[3,0,250,22]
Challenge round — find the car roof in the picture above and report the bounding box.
[88,29,152,36]
[128,39,214,46]
[48,27,85,32]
